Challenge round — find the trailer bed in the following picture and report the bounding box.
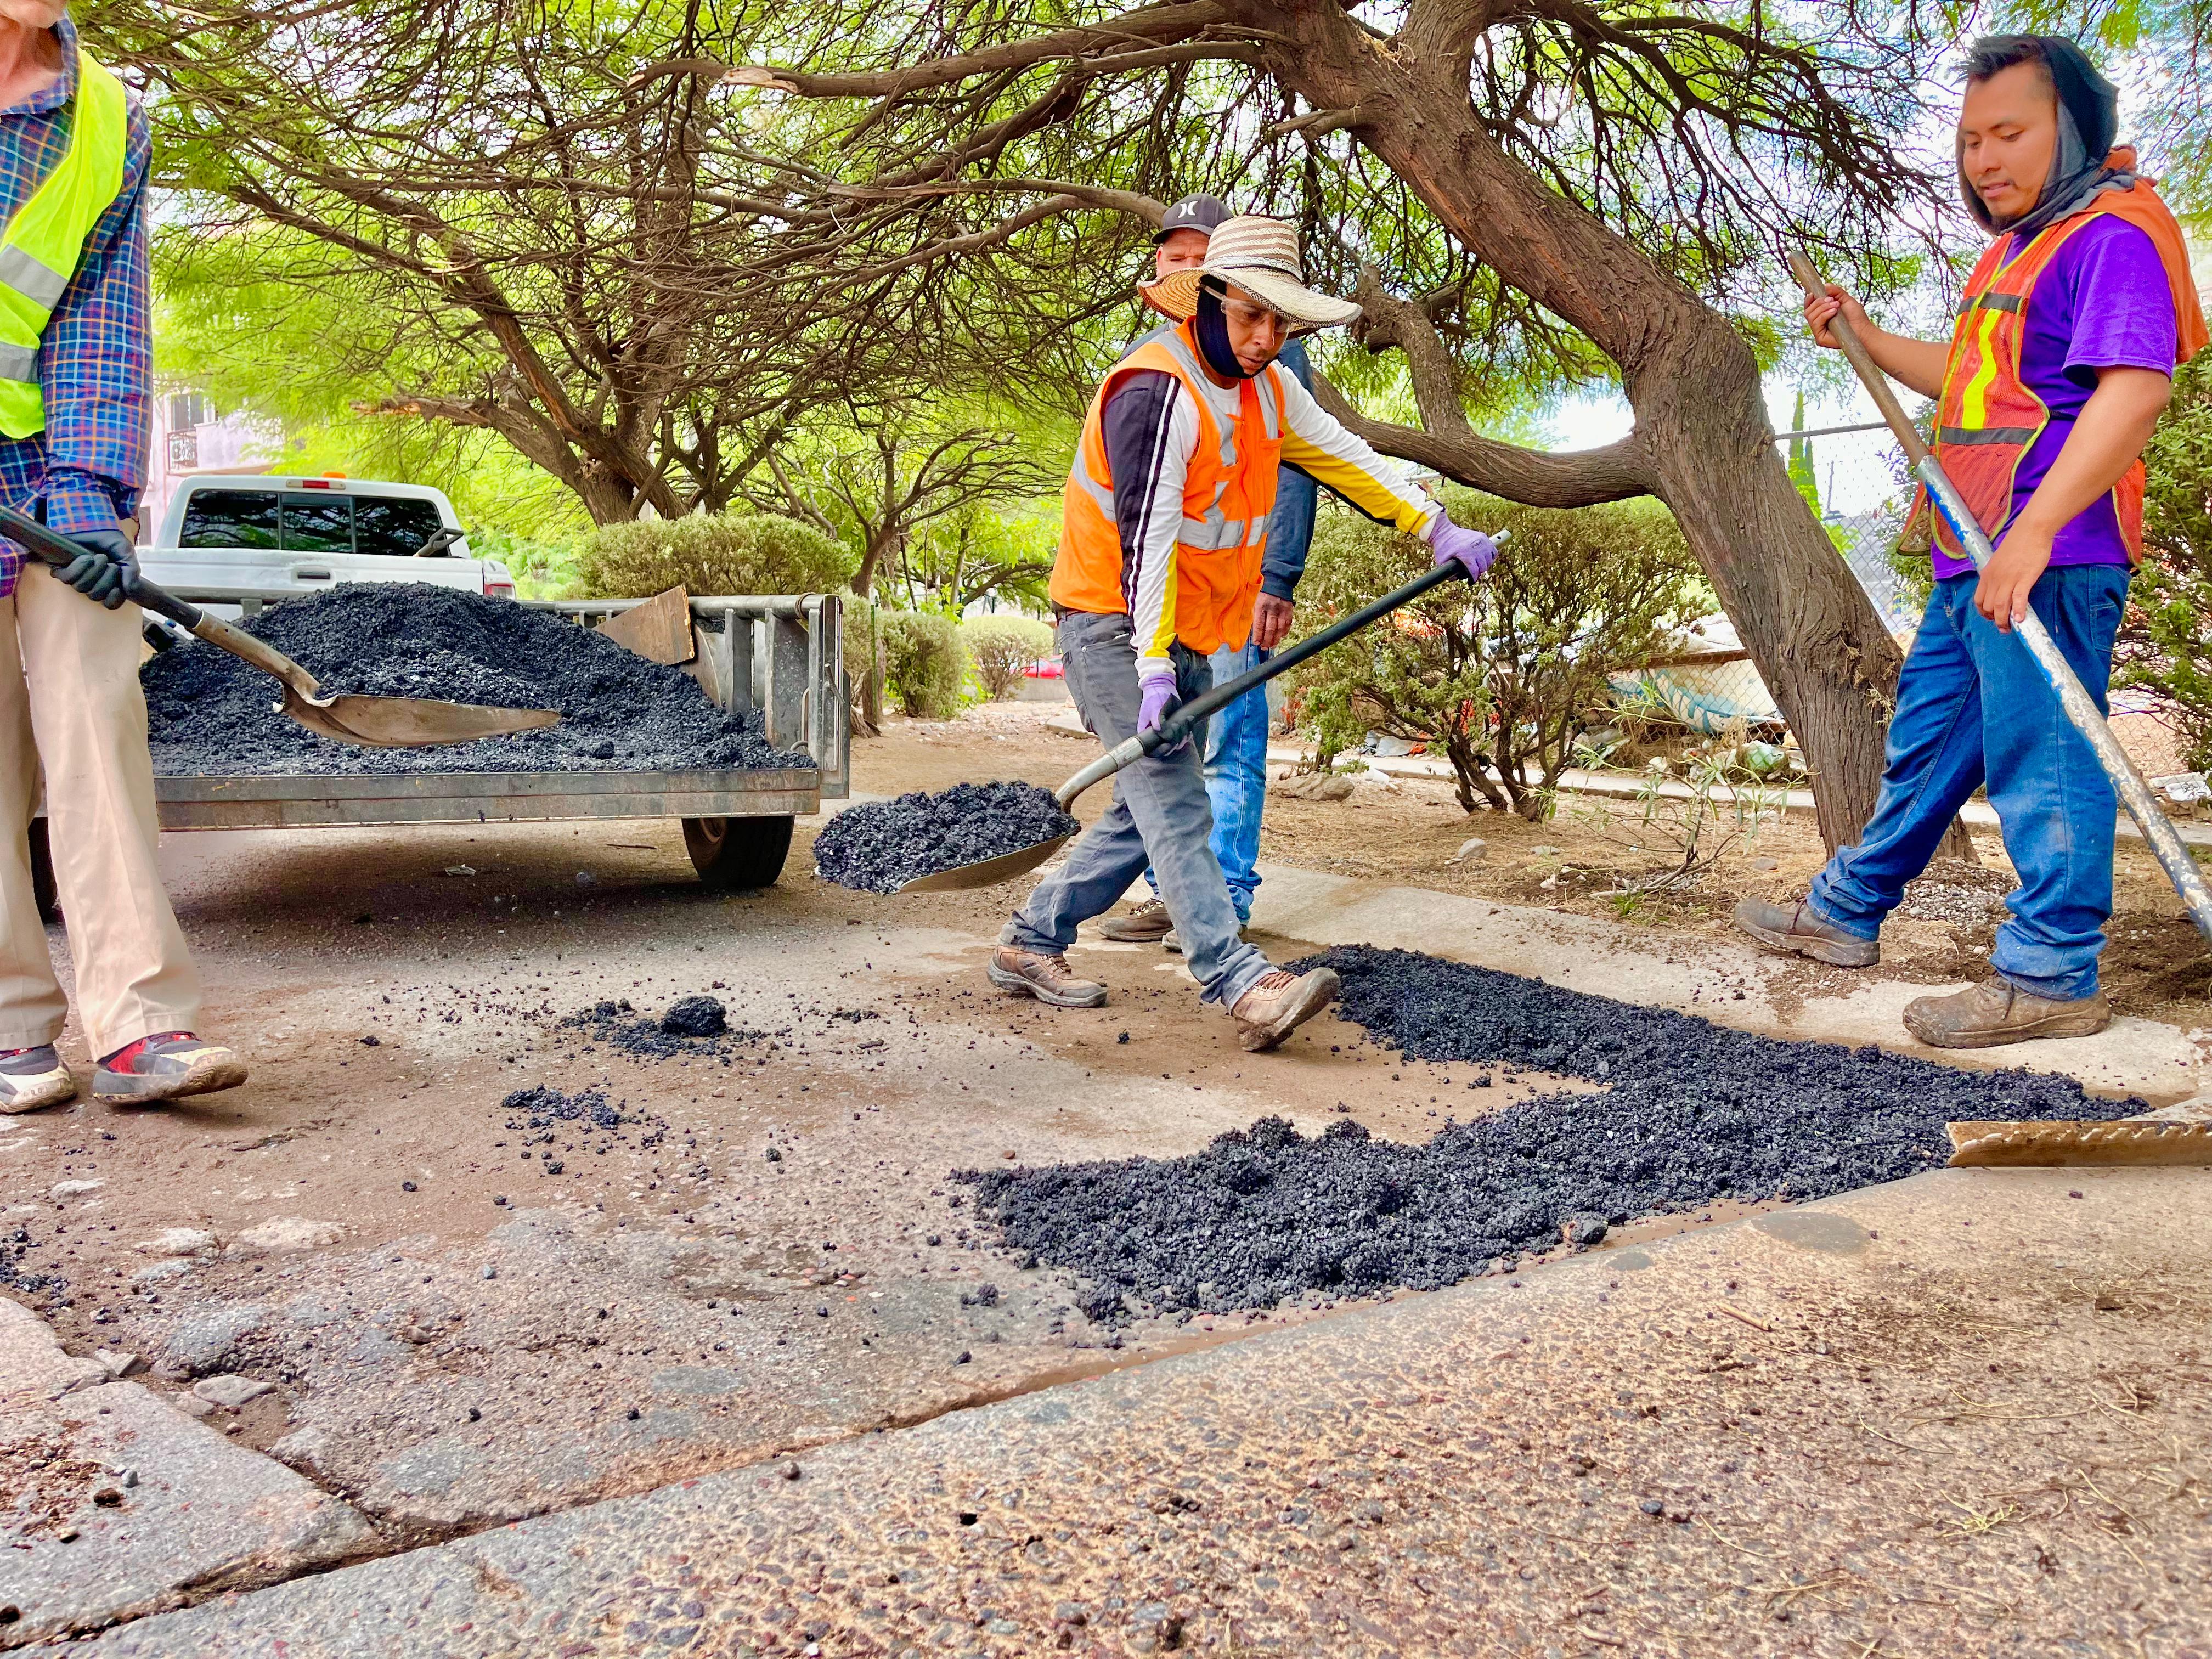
[152,767,820,831]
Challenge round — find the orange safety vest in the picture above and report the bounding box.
[1052,321,1286,657]
[1928,170,2207,563]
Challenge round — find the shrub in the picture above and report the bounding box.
[1290,488,1700,819]
[574,511,856,600]
[2131,352,2212,771]
[962,615,1056,700]
[879,610,966,719]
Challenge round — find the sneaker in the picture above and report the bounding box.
[1099,899,1172,943]
[94,1032,249,1105]
[1902,980,2113,1049]
[986,947,1108,1009]
[1731,896,1878,968]
[1230,967,1340,1052]
[0,1045,77,1113]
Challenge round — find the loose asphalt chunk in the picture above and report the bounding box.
[810,781,1076,893]
[143,583,814,776]
[957,945,2142,1321]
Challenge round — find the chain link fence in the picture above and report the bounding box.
[1614,423,2199,789]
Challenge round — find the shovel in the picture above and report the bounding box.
[898,547,1493,892]
[1787,252,2212,949]
[0,505,563,749]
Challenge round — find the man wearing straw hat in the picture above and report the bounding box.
[988,215,1499,1049]
[1102,193,1323,951]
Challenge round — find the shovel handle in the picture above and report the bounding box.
[1054,540,1499,810]
[0,503,205,631]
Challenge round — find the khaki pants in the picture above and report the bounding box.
[0,567,200,1056]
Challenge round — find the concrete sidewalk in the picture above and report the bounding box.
[81,1165,2212,1657]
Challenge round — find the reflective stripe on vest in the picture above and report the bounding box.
[1049,320,1287,656]
[1925,199,2142,561]
[0,50,129,440]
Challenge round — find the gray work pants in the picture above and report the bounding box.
[1003,609,1273,1007]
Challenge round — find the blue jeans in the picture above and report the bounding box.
[1142,640,1270,922]
[1005,611,1273,1007]
[1807,563,2130,1000]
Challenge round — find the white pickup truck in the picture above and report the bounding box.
[137,474,517,602]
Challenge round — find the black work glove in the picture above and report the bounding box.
[47,525,138,610]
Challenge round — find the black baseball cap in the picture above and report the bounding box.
[1153,193,1231,243]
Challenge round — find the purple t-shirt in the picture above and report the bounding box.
[1934,213,2179,580]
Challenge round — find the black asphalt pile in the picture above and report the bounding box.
[957,946,2142,1323]
[812,782,1077,893]
[557,996,766,1061]
[142,583,817,776]
[501,1084,668,1158]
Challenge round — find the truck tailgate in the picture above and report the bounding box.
[137,549,492,596]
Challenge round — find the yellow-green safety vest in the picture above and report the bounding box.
[0,48,128,439]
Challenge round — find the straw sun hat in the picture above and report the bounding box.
[1138,215,1362,331]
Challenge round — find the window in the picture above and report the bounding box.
[279,493,353,554]
[166,391,214,432]
[353,496,447,558]
[178,489,279,549]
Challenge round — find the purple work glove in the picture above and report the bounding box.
[1137,665,1186,753]
[1427,512,1499,582]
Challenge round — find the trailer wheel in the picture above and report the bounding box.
[683,815,793,890]
[29,817,58,923]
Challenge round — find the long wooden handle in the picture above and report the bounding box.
[1786,253,1932,465]
[1787,250,2212,949]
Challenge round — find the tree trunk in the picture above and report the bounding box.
[1242,0,1904,850]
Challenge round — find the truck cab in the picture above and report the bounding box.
[138,476,516,602]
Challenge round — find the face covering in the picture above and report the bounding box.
[1193,284,1257,381]
[1960,35,2132,244]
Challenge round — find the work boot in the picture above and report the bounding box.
[1099,899,1172,943]
[94,1032,249,1105]
[1903,980,2113,1049]
[1731,896,1878,968]
[1231,967,1340,1052]
[986,947,1108,1009]
[0,1045,76,1113]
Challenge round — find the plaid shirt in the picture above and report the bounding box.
[0,16,151,600]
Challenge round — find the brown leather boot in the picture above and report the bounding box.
[1903,980,2112,1049]
[1732,896,1879,968]
[1231,967,1340,1052]
[1099,899,1173,943]
[986,947,1108,1009]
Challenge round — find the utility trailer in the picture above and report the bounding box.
[30,592,848,913]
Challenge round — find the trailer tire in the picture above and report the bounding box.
[29,817,58,923]
[683,815,793,890]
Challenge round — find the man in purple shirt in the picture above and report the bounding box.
[1734,33,2200,1047]
[0,2,247,1110]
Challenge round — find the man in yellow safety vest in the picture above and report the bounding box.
[0,1,247,1110]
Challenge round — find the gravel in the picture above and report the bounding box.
[143,583,816,776]
[556,998,764,1060]
[957,945,2141,1322]
[811,782,1078,893]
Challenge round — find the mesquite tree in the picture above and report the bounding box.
[660,0,1955,848]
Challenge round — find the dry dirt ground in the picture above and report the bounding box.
[5,698,2210,1653]
[878,699,2212,1031]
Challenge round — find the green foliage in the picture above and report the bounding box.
[879,611,967,720]
[891,500,1060,616]
[1786,391,1821,516]
[574,514,857,602]
[2131,349,2212,770]
[1291,488,1701,819]
[962,616,1056,701]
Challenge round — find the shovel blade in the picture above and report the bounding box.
[279,690,563,749]
[893,834,1069,893]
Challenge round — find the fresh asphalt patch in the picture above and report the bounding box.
[957,945,2142,1323]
